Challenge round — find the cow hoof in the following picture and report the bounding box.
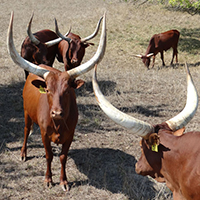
[60,181,69,192]
[45,181,54,189]
[21,156,26,162]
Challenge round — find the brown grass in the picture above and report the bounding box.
[1,0,200,199]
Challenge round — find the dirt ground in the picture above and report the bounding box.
[1,0,200,199]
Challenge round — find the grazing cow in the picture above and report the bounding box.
[92,64,200,199]
[55,17,103,71]
[135,30,180,69]
[7,12,106,191]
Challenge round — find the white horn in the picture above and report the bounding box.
[166,63,198,131]
[146,53,154,58]
[27,13,40,45]
[7,12,49,79]
[81,16,103,43]
[92,65,155,137]
[67,12,106,79]
[133,54,143,58]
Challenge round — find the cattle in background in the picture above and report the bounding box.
[22,14,102,79]
[135,30,180,69]
[55,16,103,71]
[21,14,69,79]
[8,12,106,191]
[92,63,200,199]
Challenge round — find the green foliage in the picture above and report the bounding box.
[164,0,200,14]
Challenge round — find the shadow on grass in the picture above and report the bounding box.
[69,147,172,199]
[76,80,117,97]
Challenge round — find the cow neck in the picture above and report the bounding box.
[65,42,71,67]
[51,118,69,133]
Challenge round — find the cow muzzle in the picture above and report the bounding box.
[51,109,63,119]
[71,58,78,65]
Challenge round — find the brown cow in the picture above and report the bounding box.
[92,63,200,199]
[55,16,103,71]
[7,12,106,191]
[135,30,180,69]
[25,14,102,75]
[21,14,70,79]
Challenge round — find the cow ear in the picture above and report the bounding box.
[173,127,185,136]
[70,79,85,89]
[146,133,160,152]
[32,80,47,89]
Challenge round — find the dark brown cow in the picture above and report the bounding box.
[135,30,180,69]
[55,17,103,71]
[92,64,200,199]
[24,14,102,77]
[21,14,69,79]
[7,12,106,191]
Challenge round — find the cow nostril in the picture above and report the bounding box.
[71,59,78,64]
[51,110,63,118]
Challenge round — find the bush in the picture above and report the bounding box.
[165,0,200,14]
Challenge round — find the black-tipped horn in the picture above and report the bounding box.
[27,13,40,45]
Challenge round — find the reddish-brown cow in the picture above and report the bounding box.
[8,12,106,191]
[21,14,69,79]
[92,63,200,200]
[135,30,180,69]
[23,14,102,78]
[55,17,103,71]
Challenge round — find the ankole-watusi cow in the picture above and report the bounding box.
[92,64,200,199]
[21,14,70,79]
[22,14,102,78]
[134,30,180,69]
[55,17,103,71]
[7,12,106,191]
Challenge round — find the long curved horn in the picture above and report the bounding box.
[54,18,71,43]
[45,21,71,47]
[92,65,155,137]
[166,63,198,131]
[67,12,106,79]
[133,54,142,58]
[7,12,49,79]
[27,13,40,45]
[81,16,103,43]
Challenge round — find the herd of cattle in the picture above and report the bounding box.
[6,11,200,199]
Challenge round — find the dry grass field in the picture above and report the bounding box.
[1,0,200,199]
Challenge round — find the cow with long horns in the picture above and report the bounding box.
[92,64,200,199]
[22,14,102,78]
[134,30,180,69]
[7,12,106,191]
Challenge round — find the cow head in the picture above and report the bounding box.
[31,71,84,121]
[134,53,154,69]
[55,16,103,70]
[92,62,198,180]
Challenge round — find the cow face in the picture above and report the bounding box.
[32,71,84,120]
[66,33,93,69]
[142,56,151,68]
[135,133,163,180]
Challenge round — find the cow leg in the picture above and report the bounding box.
[171,48,178,65]
[21,111,33,161]
[160,51,165,66]
[41,132,53,187]
[59,136,73,191]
